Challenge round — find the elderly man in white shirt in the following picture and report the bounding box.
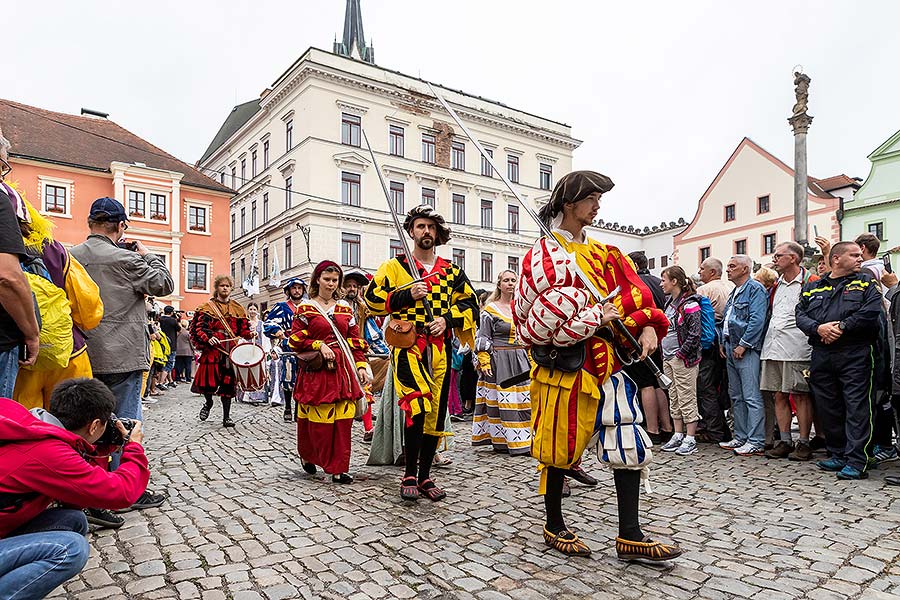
[761,241,816,461]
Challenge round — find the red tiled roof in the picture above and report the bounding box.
[814,174,861,192]
[0,98,232,194]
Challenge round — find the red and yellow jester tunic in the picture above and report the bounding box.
[365,255,478,437]
[288,300,367,475]
[513,230,668,493]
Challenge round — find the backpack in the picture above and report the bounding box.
[21,255,73,370]
[697,295,717,350]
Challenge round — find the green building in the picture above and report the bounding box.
[842,128,900,269]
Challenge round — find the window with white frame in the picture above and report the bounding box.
[452,194,465,224]
[481,148,493,177]
[390,181,404,214]
[285,176,293,209]
[389,125,405,157]
[481,252,493,282]
[507,155,520,183]
[452,248,465,269]
[342,233,361,267]
[422,134,436,164]
[44,184,67,214]
[539,163,553,190]
[251,200,257,230]
[451,141,465,171]
[149,193,166,220]
[389,239,403,259]
[251,150,257,177]
[263,193,269,222]
[421,187,435,207]
[128,190,146,218]
[186,261,209,291]
[508,256,519,273]
[285,120,293,151]
[240,207,246,236]
[480,199,493,229]
[507,204,519,234]
[262,247,269,277]
[263,140,270,168]
[342,113,361,147]
[188,205,207,232]
[342,172,361,206]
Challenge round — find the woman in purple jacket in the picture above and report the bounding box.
[658,266,703,456]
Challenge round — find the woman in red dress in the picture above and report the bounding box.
[289,261,370,483]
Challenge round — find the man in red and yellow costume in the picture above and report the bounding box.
[514,171,683,561]
[366,206,478,502]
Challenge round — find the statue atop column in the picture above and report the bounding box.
[792,71,811,116]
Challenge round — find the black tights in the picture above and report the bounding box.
[203,394,232,421]
[544,467,643,541]
[403,413,439,482]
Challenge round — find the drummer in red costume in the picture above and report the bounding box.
[190,275,253,427]
[288,261,370,484]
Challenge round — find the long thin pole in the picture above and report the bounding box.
[426,82,671,388]
[362,129,433,321]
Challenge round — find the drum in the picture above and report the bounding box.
[229,343,268,392]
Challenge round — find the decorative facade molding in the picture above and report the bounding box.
[261,63,579,150]
[332,150,370,172]
[335,99,369,115]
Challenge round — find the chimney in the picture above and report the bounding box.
[81,108,109,119]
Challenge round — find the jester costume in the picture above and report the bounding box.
[514,170,682,561]
[4,181,103,410]
[365,205,478,501]
[288,298,367,476]
[190,296,252,425]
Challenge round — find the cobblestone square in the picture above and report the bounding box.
[50,386,900,600]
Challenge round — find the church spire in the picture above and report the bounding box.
[333,0,375,64]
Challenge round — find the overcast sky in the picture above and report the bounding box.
[6,1,899,226]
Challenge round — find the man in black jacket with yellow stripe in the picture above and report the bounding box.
[796,241,883,480]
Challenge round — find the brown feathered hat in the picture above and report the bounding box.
[403,204,451,246]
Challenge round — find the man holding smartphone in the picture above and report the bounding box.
[70,197,172,511]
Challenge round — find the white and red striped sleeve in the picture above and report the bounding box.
[513,238,604,347]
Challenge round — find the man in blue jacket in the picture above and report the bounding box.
[719,255,769,456]
[796,242,883,480]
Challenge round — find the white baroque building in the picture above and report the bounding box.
[198,2,579,309]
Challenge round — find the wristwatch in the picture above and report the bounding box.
[838,320,846,331]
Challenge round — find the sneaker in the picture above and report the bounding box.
[836,465,868,480]
[788,442,813,461]
[734,443,764,456]
[660,435,684,452]
[674,438,697,455]
[117,490,167,512]
[816,457,847,472]
[142,396,159,405]
[765,441,793,459]
[449,414,465,422]
[85,508,125,529]
[873,445,899,464]
[719,439,744,450]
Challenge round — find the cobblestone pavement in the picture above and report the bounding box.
[49,384,900,600]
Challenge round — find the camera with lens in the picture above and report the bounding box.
[117,240,138,251]
[96,413,136,447]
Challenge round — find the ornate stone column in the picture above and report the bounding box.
[788,71,812,247]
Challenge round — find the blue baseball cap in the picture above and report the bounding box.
[89,197,128,222]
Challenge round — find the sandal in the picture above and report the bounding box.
[432,454,453,468]
[417,478,447,501]
[400,476,419,501]
[543,527,591,557]
[615,537,683,562]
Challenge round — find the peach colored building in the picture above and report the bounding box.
[0,99,233,311]
[674,137,857,273]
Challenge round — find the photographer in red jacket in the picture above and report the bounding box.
[0,378,150,599]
